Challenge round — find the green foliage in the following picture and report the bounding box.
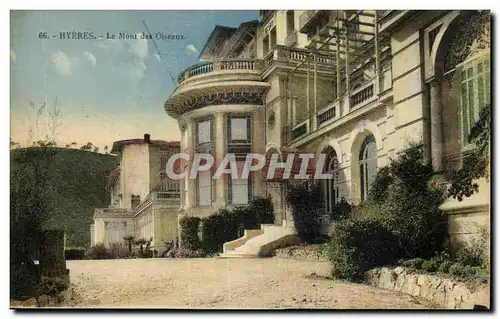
[180,216,201,250]
[201,209,240,254]
[10,141,58,298]
[421,259,440,272]
[85,243,112,259]
[438,260,453,273]
[448,107,490,201]
[326,219,398,281]
[285,182,324,243]
[401,258,425,270]
[123,236,135,255]
[247,196,275,225]
[448,262,482,279]
[64,248,85,260]
[37,276,68,296]
[354,144,447,260]
[108,243,130,259]
[456,224,489,268]
[329,198,352,222]
[200,197,275,254]
[11,147,118,248]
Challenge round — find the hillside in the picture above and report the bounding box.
[10,147,119,247]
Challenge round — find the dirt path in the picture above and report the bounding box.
[62,258,438,309]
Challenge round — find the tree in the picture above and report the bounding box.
[104,145,109,154]
[93,146,99,153]
[448,107,491,201]
[123,236,135,255]
[285,182,324,243]
[80,142,94,151]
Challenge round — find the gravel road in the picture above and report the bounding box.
[62,258,438,309]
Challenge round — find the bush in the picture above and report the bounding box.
[456,224,489,268]
[201,209,240,254]
[199,197,275,254]
[37,276,68,296]
[108,243,130,259]
[401,258,425,269]
[329,198,352,221]
[180,216,201,250]
[166,248,205,258]
[85,243,111,259]
[326,219,398,281]
[247,196,274,225]
[64,248,85,260]
[421,259,440,272]
[448,262,482,279]
[285,182,324,243]
[438,260,453,273]
[356,144,447,260]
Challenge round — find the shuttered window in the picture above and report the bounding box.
[460,55,490,146]
[228,161,251,205]
[197,120,211,144]
[197,169,212,206]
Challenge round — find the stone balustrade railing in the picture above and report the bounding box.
[178,59,262,84]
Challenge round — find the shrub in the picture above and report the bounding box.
[401,258,425,269]
[356,144,447,260]
[64,248,85,260]
[37,276,68,296]
[247,196,274,225]
[329,198,352,221]
[201,209,240,254]
[326,219,398,281]
[438,260,453,273]
[85,243,111,259]
[108,243,130,259]
[285,182,324,243]
[166,248,205,258]
[449,262,482,279]
[180,216,201,250]
[456,224,489,268]
[421,259,440,272]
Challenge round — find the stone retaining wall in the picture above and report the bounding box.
[365,267,490,309]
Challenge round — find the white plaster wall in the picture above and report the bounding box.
[120,144,151,208]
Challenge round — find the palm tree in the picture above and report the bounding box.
[134,238,149,258]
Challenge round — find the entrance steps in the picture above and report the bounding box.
[218,222,299,258]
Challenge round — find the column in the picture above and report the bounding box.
[185,118,196,210]
[214,112,226,209]
[430,80,443,171]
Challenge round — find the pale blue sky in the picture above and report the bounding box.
[10,10,258,149]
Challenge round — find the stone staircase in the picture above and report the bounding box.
[219,221,300,258]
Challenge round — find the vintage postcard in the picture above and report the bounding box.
[10,9,491,310]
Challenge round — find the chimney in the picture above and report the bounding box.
[144,133,151,143]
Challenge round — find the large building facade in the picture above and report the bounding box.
[90,135,181,253]
[165,10,491,250]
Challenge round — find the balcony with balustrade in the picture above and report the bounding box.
[165,59,270,119]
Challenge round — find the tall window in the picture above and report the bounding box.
[460,55,490,146]
[286,10,295,34]
[107,221,125,245]
[359,134,377,201]
[196,119,211,145]
[131,195,140,210]
[323,148,340,212]
[197,169,212,206]
[228,160,252,205]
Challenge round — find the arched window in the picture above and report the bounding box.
[323,147,340,212]
[359,134,377,201]
[107,221,125,246]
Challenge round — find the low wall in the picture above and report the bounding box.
[365,267,490,309]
